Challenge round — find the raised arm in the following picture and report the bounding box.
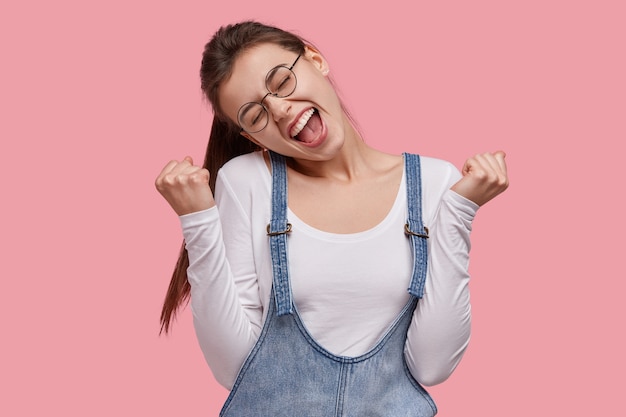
[405,152,508,386]
[156,156,263,389]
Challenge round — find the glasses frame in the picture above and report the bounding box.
[237,54,302,134]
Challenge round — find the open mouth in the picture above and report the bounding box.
[290,108,322,143]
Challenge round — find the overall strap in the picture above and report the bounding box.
[267,151,294,316]
[403,153,429,298]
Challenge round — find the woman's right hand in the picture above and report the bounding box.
[155,156,215,216]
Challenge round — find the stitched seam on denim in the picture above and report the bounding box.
[268,151,293,316]
[335,362,347,417]
[400,298,438,416]
[219,290,278,416]
[402,356,438,414]
[404,152,429,298]
[290,298,417,363]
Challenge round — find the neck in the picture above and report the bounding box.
[288,115,379,181]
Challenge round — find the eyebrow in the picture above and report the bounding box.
[238,103,255,119]
[265,65,284,83]
[238,60,293,109]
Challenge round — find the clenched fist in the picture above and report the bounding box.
[155,156,215,216]
[451,151,509,206]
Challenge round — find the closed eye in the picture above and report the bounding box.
[251,108,264,126]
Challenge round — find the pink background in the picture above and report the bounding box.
[1,0,624,415]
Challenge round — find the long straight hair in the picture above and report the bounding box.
[159,21,306,334]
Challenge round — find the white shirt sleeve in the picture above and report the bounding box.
[404,162,479,386]
[179,169,264,390]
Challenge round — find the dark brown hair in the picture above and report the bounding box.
[160,21,307,334]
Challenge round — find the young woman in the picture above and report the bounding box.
[156,21,508,416]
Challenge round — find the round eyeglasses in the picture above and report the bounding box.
[237,54,302,134]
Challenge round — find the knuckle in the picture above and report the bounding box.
[163,174,180,186]
[473,169,488,180]
[190,169,210,182]
[189,172,202,183]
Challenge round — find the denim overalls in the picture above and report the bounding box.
[220,152,437,417]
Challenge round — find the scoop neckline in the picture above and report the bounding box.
[254,152,406,241]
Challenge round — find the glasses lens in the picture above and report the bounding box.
[266,66,297,98]
[238,103,268,133]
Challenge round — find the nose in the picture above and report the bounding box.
[264,94,291,122]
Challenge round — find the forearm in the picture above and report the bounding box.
[181,208,261,389]
[405,190,478,386]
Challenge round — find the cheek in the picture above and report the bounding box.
[220,106,241,128]
[300,74,340,107]
[217,89,245,127]
[255,124,283,143]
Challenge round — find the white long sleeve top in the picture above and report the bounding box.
[180,151,478,390]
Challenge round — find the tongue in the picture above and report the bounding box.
[296,112,322,143]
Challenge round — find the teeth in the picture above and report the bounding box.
[290,108,315,138]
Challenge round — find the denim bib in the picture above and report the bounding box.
[220,152,437,417]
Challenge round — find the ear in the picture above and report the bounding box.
[304,45,330,76]
[240,131,253,141]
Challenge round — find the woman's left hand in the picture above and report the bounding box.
[451,151,509,206]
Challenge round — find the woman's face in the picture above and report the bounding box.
[219,43,347,161]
